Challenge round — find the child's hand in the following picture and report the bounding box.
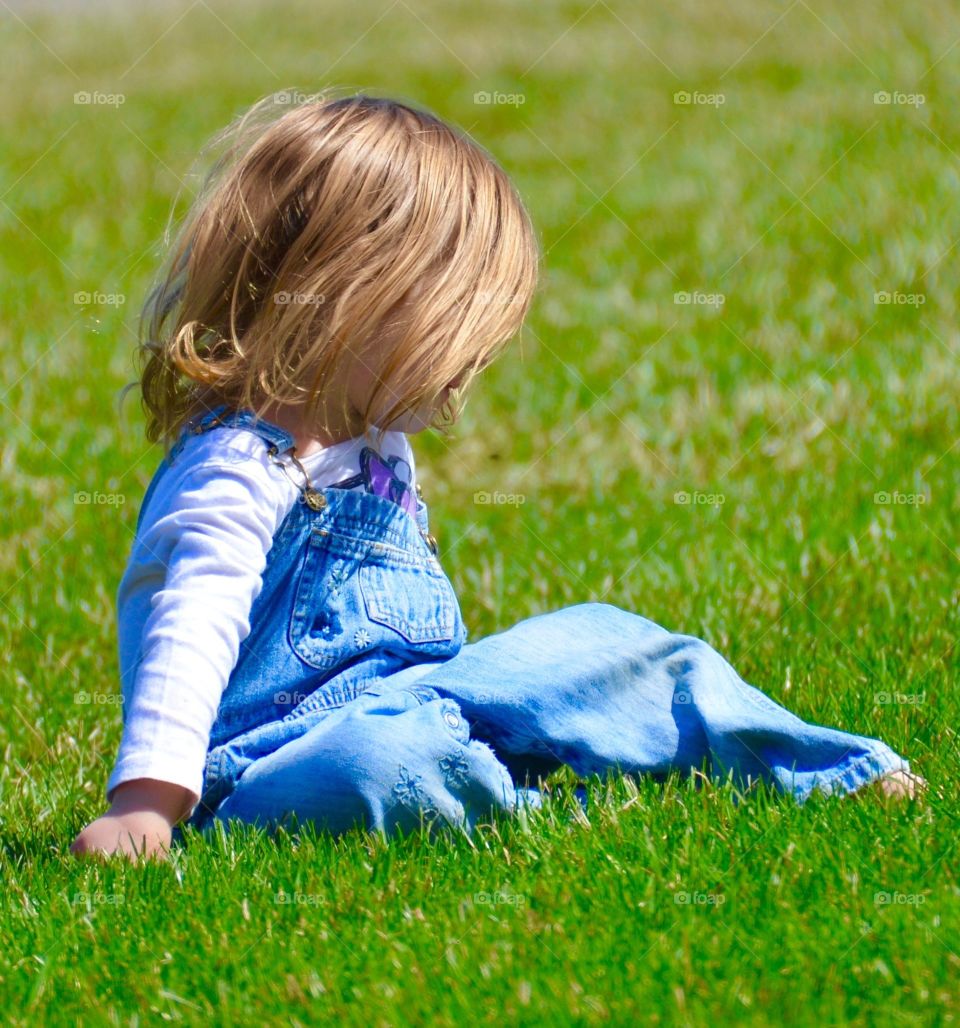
[69,778,194,863]
[70,809,174,861]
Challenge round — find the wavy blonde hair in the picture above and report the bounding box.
[134,88,540,451]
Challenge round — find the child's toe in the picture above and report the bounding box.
[853,769,927,801]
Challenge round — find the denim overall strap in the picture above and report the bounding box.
[168,404,325,551]
[184,403,296,454]
[135,404,298,535]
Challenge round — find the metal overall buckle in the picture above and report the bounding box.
[414,481,439,556]
[265,444,328,511]
[267,441,438,556]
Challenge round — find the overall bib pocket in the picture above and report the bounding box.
[288,527,460,671]
[359,558,457,643]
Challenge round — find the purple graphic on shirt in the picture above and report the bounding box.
[361,448,418,515]
[330,447,418,516]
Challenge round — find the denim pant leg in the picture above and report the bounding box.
[209,677,518,837]
[189,600,913,844]
[408,602,911,803]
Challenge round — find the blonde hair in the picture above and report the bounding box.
[134,88,540,451]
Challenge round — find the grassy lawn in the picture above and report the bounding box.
[1,0,957,1022]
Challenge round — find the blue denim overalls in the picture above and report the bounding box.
[148,405,912,842]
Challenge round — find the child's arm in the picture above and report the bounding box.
[70,449,285,861]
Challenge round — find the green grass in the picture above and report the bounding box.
[1,0,958,1022]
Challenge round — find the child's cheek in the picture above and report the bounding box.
[380,393,447,433]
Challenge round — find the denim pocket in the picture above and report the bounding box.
[289,527,459,671]
[359,558,457,644]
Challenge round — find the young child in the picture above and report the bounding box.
[71,90,924,862]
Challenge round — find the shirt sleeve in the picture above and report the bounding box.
[105,456,284,819]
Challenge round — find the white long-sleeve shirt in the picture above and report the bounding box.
[105,424,417,817]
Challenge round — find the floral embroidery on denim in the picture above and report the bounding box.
[438,750,470,788]
[328,562,350,592]
[353,627,372,648]
[392,764,440,820]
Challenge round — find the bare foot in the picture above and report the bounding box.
[852,769,927,801]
